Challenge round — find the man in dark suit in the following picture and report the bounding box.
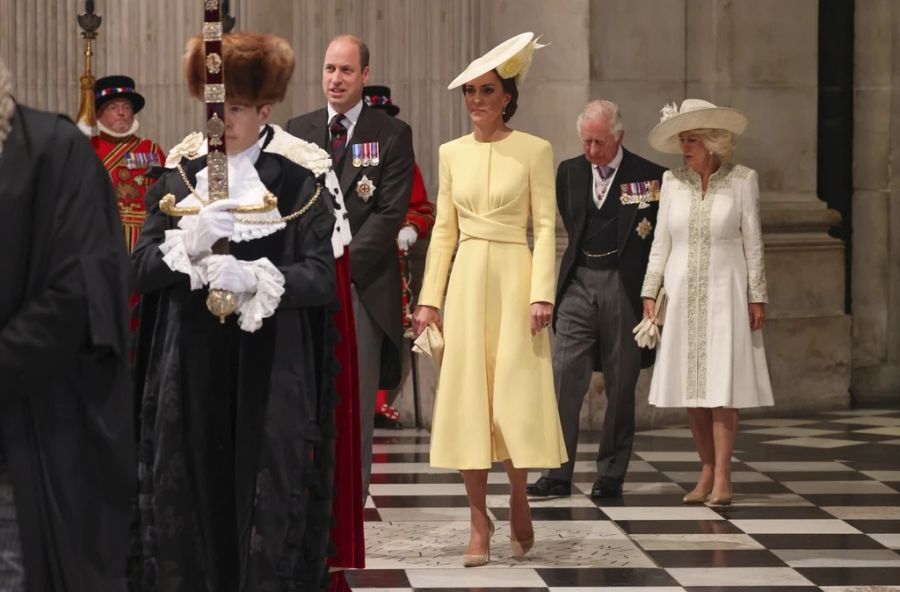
[528,100,665,499]
[287,35,414,497]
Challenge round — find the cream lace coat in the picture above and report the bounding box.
[641,163,774,408]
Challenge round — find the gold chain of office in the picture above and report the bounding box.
[175,163,321,225]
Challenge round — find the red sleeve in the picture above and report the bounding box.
[404,163,435,239]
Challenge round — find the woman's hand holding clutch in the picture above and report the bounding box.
[530,301,553,336]
[642,298,657,323]
[412,305,442,338]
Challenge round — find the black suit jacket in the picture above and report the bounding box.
[555,148,666,370]
[286,104,414,388]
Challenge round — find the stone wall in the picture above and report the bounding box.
[852,0,900,402]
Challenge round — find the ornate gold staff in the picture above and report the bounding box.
[75,0,101,134]
[160,0,277,323]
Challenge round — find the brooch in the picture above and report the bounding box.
[356,174,376,202]
[636,217,653,240]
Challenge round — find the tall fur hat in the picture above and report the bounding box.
[184,32,294,105]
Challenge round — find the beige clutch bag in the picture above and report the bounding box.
[632,287,668,349]
[412,323,444,368]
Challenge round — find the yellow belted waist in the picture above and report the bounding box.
[457,206,527,245]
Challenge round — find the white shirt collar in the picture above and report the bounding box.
[595,145,624,175]
[327,99,364,140]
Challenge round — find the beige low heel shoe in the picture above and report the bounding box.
[462,521,495,567]
[682,489,712,504]
[510,535,534,558]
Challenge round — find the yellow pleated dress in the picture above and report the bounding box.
[418,131,568,470]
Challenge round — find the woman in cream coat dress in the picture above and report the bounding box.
[413,33,567,567]
[640,99,773,507]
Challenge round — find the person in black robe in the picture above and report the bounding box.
[130,33,340,591]
[0,59,135,591]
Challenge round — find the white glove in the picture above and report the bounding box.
[397,225,418,251]
[183,199,238,257]
[206,254,257,294]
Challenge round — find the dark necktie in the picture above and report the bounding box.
[330,113,347,163]
[597,165,614,181]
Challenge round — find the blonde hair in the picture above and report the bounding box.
[694,128,736,162]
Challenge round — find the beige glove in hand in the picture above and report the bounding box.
[632,317,661,349]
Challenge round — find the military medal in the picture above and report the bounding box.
[371,141,380,166]
[361,143,371,167]
[356,174,376,202]
[351,143,362,168]
[636,217,653,240]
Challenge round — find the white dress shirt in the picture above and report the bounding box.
[590,146,624,209]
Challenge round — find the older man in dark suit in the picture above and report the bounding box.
[287,34,414,497]
[528,100,665,500]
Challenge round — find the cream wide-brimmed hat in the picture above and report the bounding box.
[447,32,548,90]
[648,98,748,154]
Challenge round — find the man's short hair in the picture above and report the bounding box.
[331,34,370,69]
[576,100,624,136]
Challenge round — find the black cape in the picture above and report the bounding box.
[0,105,134,590]
[130,135,340,592]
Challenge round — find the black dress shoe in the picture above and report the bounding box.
[590,477,624,499]
[526,477,571,497]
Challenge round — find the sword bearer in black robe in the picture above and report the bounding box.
[130,4,342,588]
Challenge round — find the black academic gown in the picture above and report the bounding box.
[130,134,339,592]
[0,105,134,591]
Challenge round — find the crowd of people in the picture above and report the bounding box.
[0,25,771,591]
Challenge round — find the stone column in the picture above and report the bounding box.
[852,0,900,401]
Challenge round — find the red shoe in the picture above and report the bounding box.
[375,403,403,429]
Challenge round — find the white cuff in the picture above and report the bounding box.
[235,258,286,333]
[159,229,208,290]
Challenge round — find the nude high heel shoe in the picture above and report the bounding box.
[462,520,495,567]
[510,534,534,558]
[682,489,712,504]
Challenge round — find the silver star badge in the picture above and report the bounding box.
[356,174,376,202]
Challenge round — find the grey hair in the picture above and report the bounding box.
[576,100,624,136]
[692,128,736,162]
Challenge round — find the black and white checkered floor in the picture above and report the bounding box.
[347,406,900,591]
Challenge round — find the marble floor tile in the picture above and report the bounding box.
[708,493,815,508]
[763,437,867,449]
[648,549,786,568]
[663,471,773,484]
[366,496,377,509]
[861,470,900,481]
[636,452,702,462]
[820,587,900,592]
[845,519,900,533]
[796,567,900,586]
[870,533,900,549]
[741,418,821,427]
[744,427,843,438]
[820,506,900,520]
[573,481,685,496]
[631,533,764,550]
[853,426,900,437]
[823,409,900,417]
[745,461,854,472]
[405,567,546,588]
[601,506,724,521]
[503,495,598,508]
[364,521,652,569]
[548,588,685,592]
[345,569,411,588]
[783,481,896,495]
[730,519,860,534]
[537,567,679,587]
[615,520,744,535]
[711,507,833,520]
[750,533,887,550]
[826,417,900,427]
[883,439,900,446]
[773,549,900,568]
[635,428,695,438]
[369,483,470,496]
[666,566,813,586]
[375,507,485,522]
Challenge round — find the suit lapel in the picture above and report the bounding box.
[305,109,329,151]
[616,150,641,251]
[339,104,382,198]
[570,157,592,235]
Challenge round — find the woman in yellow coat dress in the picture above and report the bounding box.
[413,33,567,567]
